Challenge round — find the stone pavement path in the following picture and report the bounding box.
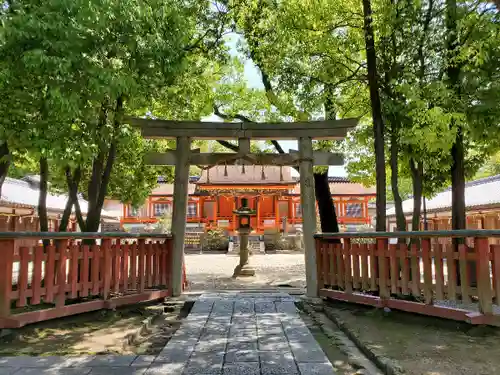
[0,292,335,375]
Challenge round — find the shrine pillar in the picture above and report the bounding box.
[256,196,261,232]
[298,136,318,297]
[274,196,280,230]
[232,196,237,231]
[214,196,218,225]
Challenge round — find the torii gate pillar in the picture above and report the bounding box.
[130,116,359,297]
[299,137,318,297]
[170,136,191,296]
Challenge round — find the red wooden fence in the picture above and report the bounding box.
[0,232,175,328]
[315,230,500,326]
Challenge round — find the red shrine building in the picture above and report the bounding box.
[119,166,376,233]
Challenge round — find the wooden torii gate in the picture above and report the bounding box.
[129,118,358,297]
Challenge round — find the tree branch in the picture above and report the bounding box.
[213,95,296,171]
[216,140,240,152]
[65,166,85,231]
[213,105,253,123]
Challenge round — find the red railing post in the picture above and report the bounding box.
[475,236,493,314]
[56,239,68,307]
[0,239,14,317]
[377,238,390,299]
[344,238,353,293]
[422,238,433,304]
[138,239,146,292]
[166,238,173,292]
[315,238,323,294]
[102,238,112,300]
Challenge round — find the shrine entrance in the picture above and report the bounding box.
[129,117,358,297]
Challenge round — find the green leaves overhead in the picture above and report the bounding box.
[0,0,230,226]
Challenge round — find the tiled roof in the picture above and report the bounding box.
[196,165,296,185]
[328,176,351,183]
[151,182,197,195]
[157,176,199,183]
[0,177,118,220]
[386,174,500,216]
[291,181,376,195]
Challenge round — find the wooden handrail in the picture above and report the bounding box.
[315,229,500,239]
[0,232,173,240]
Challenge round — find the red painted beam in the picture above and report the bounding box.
[105,290,170,309]
[320,289,500,326]
[319,289,385,308]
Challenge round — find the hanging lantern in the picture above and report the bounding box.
[242,164,246,174]
[224,163,228,177]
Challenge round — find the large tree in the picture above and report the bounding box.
[0,0,228,231]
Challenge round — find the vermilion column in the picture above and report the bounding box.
[256,196,261,232]
[274,196,280,230]
[232,196,237,231]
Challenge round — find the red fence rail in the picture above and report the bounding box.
[315,230,500,326]
[0,232,174,328]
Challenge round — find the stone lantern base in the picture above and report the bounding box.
[232,263,256,277]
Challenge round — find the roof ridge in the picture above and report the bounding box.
[444,174,500,191]
[4,177,31,187]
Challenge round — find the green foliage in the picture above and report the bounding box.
[155,211,173,234]
[204,228,229,251]
[476,152,500,179]
[0,0,229,225]
[0,0,498,235]
[345,0,500,210]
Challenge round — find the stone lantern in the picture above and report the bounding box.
[232,198,256,277]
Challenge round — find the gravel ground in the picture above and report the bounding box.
[184,253,306,291]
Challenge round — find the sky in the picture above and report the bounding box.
[201,33,347,177]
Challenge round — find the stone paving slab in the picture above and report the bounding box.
[0,291,335,375]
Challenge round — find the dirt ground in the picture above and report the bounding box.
[324,301,500,375]
[185,253,306,290]
[0,301,190,356]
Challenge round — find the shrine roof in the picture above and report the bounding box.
[196,166,296,185]
[291,180,376,196]
[386,174,500,216]
[151,182,197,195]
[0,177,118,220]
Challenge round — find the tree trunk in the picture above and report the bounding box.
[362,0,386,231]
[423,195,428,230]
[408,159,423,285]
[450,129,466,231]
[74,197,85,231]
[390,127,406,234]
[0,142,10,198]
[446,0,465,232]
[446,0,474,285]
[314,172,340,234]
[85,97,123,233]
[409,159,423,232]
[38,157,50,247]
[59,166,83,232]
[58,195,74,232]
[68,167,85,231]
[38,157,49,232]
[319,85,341,238]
